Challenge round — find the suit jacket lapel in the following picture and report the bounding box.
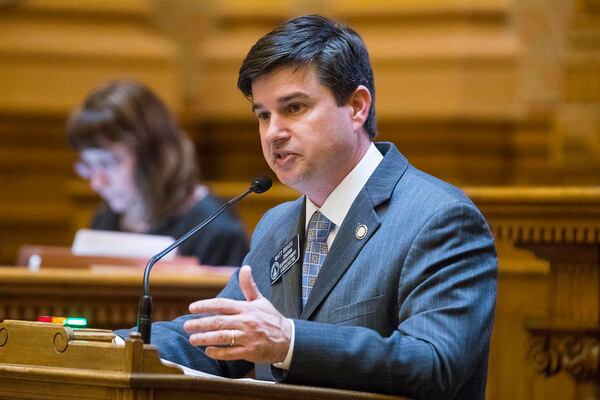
[300,142,409,320]
[269,197,306,319]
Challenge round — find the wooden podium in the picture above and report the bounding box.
[0,320,406,400]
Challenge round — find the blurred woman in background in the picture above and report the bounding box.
[66,79,248,266]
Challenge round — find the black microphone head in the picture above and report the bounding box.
[250,175,272,194]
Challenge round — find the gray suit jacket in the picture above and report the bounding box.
[122,142,497,400]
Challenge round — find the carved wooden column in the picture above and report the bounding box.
[528,327,599,400]
[468,187,600,400]
[524,242,600,400]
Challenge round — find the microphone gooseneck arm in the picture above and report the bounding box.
[142,187,252,295]
[137,176,272,344]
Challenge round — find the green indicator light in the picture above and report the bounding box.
[65,317,88,327]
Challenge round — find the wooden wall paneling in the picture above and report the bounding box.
[0,204,73,268]
[376,119,518,186]
[510,110,556,185]
[0,2,181,115]
[192,121,268,181]
[0,115,74,202]
[0,113,75,264]
[547,0,600,185]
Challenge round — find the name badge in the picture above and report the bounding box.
[270,235,301,285]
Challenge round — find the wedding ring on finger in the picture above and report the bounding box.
[229,329,235,347]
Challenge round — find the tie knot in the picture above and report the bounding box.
[306,211,334,243]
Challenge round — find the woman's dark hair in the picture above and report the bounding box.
[238,15,377,138]
[66,79,198,226]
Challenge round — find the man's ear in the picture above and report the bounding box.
[349,85,372,131]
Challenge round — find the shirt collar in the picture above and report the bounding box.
[305,142,383,229]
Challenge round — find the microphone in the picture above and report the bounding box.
[137,175,272,343]
[250,175,272,193]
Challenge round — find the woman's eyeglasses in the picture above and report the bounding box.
[74,154,122,179]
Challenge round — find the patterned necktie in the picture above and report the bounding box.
[302,210,334,306]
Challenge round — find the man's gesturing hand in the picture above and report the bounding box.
[184,265,292,364]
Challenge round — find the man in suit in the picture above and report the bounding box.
[121,15,497,400]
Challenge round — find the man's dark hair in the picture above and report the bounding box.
[238,15,377,138]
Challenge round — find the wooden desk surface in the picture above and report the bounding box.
[0,266,231,287]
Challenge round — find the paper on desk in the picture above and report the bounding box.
[160,358,226,378]
[72,229,176,259]
[161,358,274,383]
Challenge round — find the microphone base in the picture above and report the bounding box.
[137,295,153,344]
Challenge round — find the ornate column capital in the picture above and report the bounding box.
[529,329,600,382]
